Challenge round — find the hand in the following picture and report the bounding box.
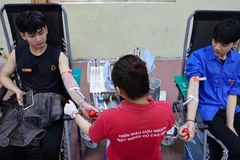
[80,102,99,118]
[227,124,239,136]
[16,89,25,105]
[88,110,99,119]
[178,121,195,141]
[64,100,78,118]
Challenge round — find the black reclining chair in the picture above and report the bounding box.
[0,3,83,160]
[173,10,240,160]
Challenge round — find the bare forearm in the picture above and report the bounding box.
[0,76,20,94]
[61,73,86,106]
[186,78,199,121]
[187,102,198,120]
[226,95,237,126]
[0,50,19,93]
[74,111,92,135]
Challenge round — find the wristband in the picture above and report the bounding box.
[78,99,85,108]
[72,111,80,119]
[61,69,72,75]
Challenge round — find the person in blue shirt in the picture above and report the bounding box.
[179,19,240,160]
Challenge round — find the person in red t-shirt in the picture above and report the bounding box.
[64,54,174,160]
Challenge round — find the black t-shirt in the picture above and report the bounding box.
[15,44,65,95]
[220,58,226,65]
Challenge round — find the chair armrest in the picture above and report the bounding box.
[237,96,240,106]
[174,75,189,100]
[63,114,73,120]
[0,86,8,102]
[196,111,208,130]
[0,75,16,105]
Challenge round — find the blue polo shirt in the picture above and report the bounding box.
[186,45,240,121]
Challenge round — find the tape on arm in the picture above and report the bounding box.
[183,95,198,106]
[61,72,85,106]
[188,95,198,102]
[192,76,206,82]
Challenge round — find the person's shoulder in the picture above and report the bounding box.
[17,44,28,49]
[189,45,211,60]
[231,49,240,56]
[230,50,240,62]
[96,108,120,120]
[193,45,211,55]
[15,44,28,52]
[155,100,172,110]
[155,100,171,106]
[101,108,120,115]
[47,45,61,52]
[47,45,63,61]
[15,45,29,59]
[153,100,173,116]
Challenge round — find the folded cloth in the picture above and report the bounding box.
[0,92,63,147]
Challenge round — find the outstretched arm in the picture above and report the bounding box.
[186,76,199,121]
[58,52,98,117]
[0,50,24,105]
[64,100,92,135]
[179,76,199,141]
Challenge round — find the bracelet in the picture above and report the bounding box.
[72,111,80,119]
[61,69,72,75]
[186,119,195,123]
[78,99,85,108]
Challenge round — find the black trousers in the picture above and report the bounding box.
[204,109,240,160]
[0,120,63,160]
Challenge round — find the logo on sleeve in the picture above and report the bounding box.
[229,79,235,85]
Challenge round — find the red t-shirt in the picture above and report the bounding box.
[89,97,174,160]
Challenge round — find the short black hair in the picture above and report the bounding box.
[111,55,150,99]
[213,19,240,44]
[16,10,46,34]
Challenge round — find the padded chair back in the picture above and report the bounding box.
[2,3,65,52]
[181,10,240,75]
[0,3,73,87]
[190,10,240,53]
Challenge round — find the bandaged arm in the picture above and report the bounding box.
[61,72,86,108]
[186,76,200,121]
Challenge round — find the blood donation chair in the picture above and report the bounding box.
[0,3,83,160]
[173,10,240,160]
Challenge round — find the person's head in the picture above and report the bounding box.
[16,10,48,48]
[212,19,240,56]
[111,55,150,100]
